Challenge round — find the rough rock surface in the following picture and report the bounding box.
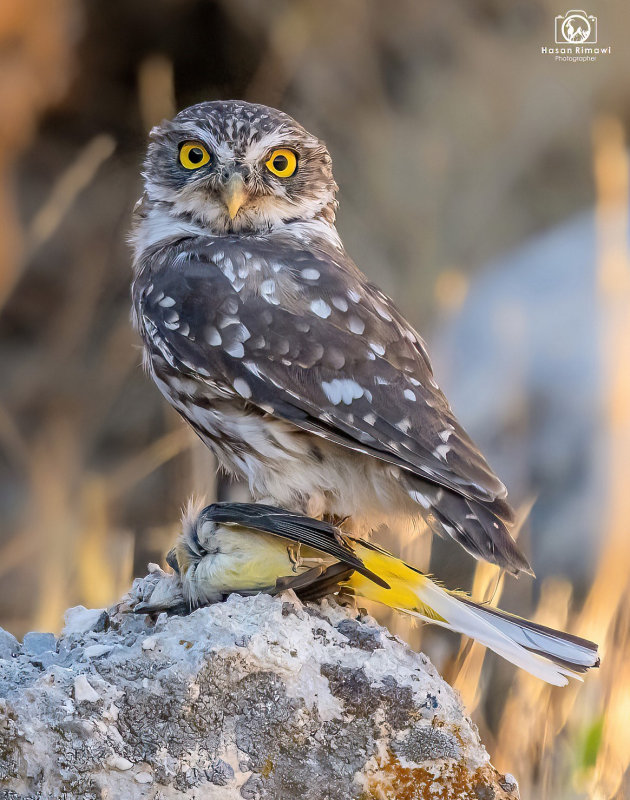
[0,570,519,799]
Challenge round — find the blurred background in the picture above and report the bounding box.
[0,1,628,797]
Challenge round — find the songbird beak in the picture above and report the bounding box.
[222,173,248,219]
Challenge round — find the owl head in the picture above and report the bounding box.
[141,100,338,235]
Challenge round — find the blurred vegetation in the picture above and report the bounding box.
[0,1,629,797]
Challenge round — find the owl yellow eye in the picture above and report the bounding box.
[179,141,211,170]
[265,148,297,178]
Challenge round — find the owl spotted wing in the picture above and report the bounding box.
[136,236,529,573]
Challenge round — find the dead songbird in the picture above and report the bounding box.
[166,501,599,686]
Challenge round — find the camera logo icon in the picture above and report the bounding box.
[555,10,597,43]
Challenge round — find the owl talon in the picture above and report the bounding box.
[288,543,302,573]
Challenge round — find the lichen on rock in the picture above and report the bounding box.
[0,571,518,799]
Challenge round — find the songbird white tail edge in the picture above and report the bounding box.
[348,542,600,686]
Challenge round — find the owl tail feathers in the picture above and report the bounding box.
[346,543,599,685]
[414,484,534,577]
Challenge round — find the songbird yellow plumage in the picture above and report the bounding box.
[167,501,599,687]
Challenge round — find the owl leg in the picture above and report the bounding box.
[322,514,353,547]
[287,542,332,573]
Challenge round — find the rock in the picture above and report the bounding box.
[0,631,20,660]
[0,574,519,799]
[73,674,100,703]
[22,631,56,656]
[63,606,108,636]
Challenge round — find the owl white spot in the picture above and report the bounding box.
[409,377,421,386]
[347,289,361,304]
[178,322,190,337]
[409,490,432,509]
[347,316,365,335]
[374,304,392,321]
[375,376,389,385]
[403,388,416,402]
[225,342,244,358]
[159,296,176,308]
[260,279,280,305]
[332,296,348,312]
[235,324,251,342]
[153,290,164,303]
[219,315,240,328]
[493,522,500,529]
[439,427,454,442]
[146,283,154,295]
[396,417,411,433]
[233,378,252,398]
[206,327,222,346]
[260,403,275,414]
[301,268,320,280]
[366,351,376,360]
[433,444,450,460]
[364,389,373,402]
[369,342,385,356]
[321,378,364,405]
[164,320,179,330]
[363,413,377,425]
[310,299,331,319]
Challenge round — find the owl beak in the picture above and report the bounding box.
[222,173,248,219]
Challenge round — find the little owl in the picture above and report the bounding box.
[131,100,531,576]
